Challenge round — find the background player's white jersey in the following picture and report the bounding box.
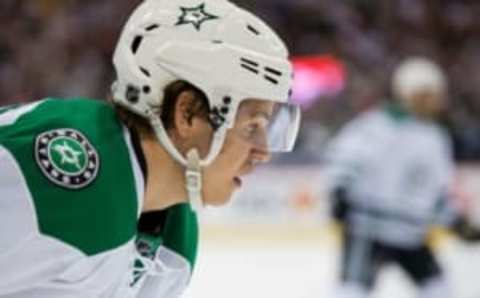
[326,104,458,248]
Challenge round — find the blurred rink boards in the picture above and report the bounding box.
[183,165,480,298]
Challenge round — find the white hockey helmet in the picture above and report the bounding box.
[112,0,300,167]
[392,57,447,103]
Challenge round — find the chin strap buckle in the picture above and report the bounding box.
[186,149,203,213]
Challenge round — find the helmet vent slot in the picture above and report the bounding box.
[240,58,259,67]
[241,64,259,74]
[240,58,282,85]
[240,57,260,74]
[145,24,160,31]
[240,57,259,67]
[264,67,282,85]
[264,75,279,85]
[265,67,282,77]
[247,24,260,35]
[131,35,143,54]
[139,67,151,77]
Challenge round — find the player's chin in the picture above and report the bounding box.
[203,180,238,206]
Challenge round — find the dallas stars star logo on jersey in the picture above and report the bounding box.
[35,128,100,189]
[175,3,219,31]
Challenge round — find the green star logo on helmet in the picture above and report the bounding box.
[35,128,100,189]
[175,3,219,31]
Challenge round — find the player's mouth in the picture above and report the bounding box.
[233,176,242,188]
[233,161,259,189]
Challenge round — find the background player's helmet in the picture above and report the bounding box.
[392,57,447,102]
[392,57,447,118]
[112,0,300,167]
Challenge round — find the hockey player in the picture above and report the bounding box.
[326,57,480,298]
[0,0,300,297]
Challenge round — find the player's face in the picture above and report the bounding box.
[403,91,446,119]
[202,99,274,206]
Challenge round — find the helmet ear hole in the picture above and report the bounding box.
[220,106,229,114]
[126,85,140,104]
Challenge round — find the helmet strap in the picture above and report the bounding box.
[148,108,228,213]
[149,113,188,166]
[185,148,203,213]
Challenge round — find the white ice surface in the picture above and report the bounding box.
[183,236,480,298]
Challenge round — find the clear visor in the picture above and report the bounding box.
[231,100,301,153]
[267,103,301,152]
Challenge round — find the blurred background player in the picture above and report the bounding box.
[325,57,480,298]
[0,0,300,297]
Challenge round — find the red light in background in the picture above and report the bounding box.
[291,55,346,109]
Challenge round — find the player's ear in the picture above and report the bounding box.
[173,90,197,138]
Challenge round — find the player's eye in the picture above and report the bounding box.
[245,123,258,135]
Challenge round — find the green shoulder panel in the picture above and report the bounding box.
[0,98,139,256]
[133,204,198,285]
[162,203,199,270]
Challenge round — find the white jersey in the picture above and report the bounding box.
[325,104,458,248]
[0,99,198,298]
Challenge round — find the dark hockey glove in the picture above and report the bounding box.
[331,186,350,222]
[452,217,480,242]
